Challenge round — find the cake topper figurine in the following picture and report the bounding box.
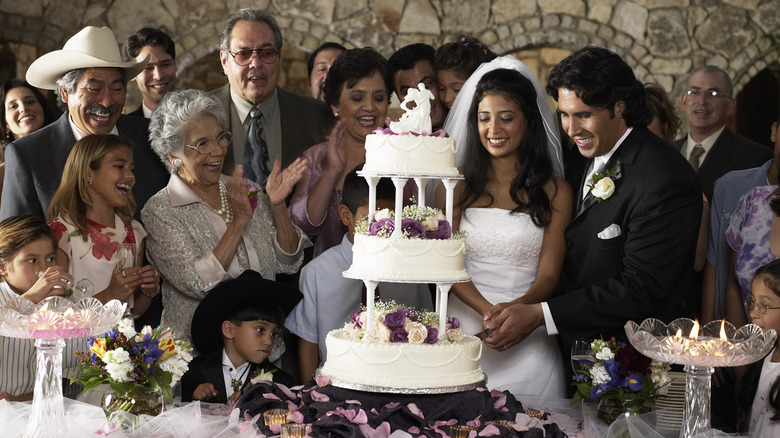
[390,83,434,135]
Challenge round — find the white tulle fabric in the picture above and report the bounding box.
[0,399,260,437]
[443,55,564,178]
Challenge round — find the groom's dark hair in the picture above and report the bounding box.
[546,46,650,127]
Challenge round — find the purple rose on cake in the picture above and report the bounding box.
[447,317,460,330]
[389,328,408,343]
[424,327,439,344]
[369,218,395,237]
[384,309,408,328]
[426,220,452,239]
[401,219,426,238]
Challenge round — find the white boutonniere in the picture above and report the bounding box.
[588,167,618,202]
[250,367,276,385]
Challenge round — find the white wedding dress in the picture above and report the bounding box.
[449,208,565,398]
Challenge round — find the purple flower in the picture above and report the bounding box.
[369,218,395,236]
[350,310,363,328]
[389,328,408,343]
[401,219,425,238]
[424,327,438,344]
[447,317,460,329]
[426,220,452,239]
[384,310,407,328]
[623,373,644,391]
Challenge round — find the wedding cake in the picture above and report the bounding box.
[320,84,482,392]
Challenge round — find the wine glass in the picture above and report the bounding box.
[115,243,138,318]
[571,338,594,381]
[35,269,94,300]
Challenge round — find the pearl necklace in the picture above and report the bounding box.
[216,180,233,224]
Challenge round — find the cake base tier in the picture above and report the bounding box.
[316,369,487,394]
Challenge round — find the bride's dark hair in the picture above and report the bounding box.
[458,68,557,227]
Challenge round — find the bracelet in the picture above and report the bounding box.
[142,285,161,298]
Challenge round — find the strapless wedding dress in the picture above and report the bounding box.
[449,208,565,397]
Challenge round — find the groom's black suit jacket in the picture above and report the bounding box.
[549,127,702,353]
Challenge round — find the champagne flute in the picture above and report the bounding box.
[115,243,138,318]
[571,338,594,381]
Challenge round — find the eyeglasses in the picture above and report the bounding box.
[685,89,731,99]
[227,48,279,66]
[744,297,780,314]
[185,131,233,155]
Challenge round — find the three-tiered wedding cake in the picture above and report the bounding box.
[320,83,484,391]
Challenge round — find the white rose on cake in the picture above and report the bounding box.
[405,321,428,344]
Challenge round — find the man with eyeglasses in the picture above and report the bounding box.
[212,8,334,183]
[676,65,771,201]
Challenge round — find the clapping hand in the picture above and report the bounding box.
[227,165,253,227]
[266,157,308,207]
[324,120,347,175]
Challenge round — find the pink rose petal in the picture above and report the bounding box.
[492,393,507,409]
[385,402,400,409]
[289,410,304,423]
[478,424,501,436]
[262,393,281,400]
[315,375,331,387]
[346,399,362,405]
[407,403,424,419]
[310,389,330,402]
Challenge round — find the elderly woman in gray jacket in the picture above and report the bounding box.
[141,89,308,346]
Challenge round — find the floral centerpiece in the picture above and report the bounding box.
[74,319,192,411]
[345,300,464,344]
[572,337,670,422]
[356,204,458,240]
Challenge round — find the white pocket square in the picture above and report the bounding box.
[597,224,622,240]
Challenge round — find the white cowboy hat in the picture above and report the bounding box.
[26,26,148,90]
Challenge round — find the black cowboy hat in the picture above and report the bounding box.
[190,270,302,355]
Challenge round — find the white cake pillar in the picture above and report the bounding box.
[391,177,407,238]
[414,177,427,206]
[363,279,379,339]
[364,175,379,218]
[436,283,452,339]
[442,179,458,225]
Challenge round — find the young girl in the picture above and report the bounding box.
[0,215,71,401]
[433,35,497,109]
[48,134,160,313]
[741,259,780,435]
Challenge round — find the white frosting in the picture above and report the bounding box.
[345,233,469,282]
[362,132,459,176]
[321,330,484,388]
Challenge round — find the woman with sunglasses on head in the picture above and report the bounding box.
[141,89,307,349]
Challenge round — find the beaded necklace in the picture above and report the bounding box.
[216,180,233,224]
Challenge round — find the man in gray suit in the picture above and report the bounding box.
[212,8,334,179]
[0,26,168,221]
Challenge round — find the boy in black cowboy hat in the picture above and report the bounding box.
[181,270,301,404]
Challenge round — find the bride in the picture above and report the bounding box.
[445,56,572,397]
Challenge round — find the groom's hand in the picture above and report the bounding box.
[483,303,544,351]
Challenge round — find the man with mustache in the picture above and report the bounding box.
[0,26,168,221]
[676,66,771,201]
[212,8,334,183]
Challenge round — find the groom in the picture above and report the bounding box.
[484,47,702,381]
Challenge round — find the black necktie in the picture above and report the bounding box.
[244,107,269,184]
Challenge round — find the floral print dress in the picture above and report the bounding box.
[726,185,778,299]
[50,213,148,300]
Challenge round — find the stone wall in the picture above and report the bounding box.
[1,0,778,121]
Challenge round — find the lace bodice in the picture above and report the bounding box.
[460,208,543,268]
